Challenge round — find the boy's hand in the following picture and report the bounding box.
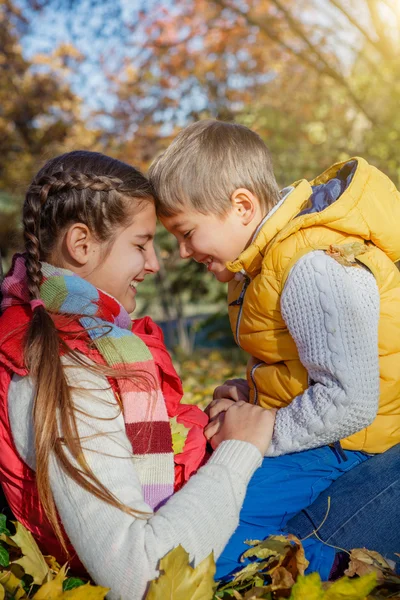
[205,397,236,421]
[204,402,276,455]
[213,378,250,403]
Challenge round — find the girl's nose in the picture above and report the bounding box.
[145,247,160,274]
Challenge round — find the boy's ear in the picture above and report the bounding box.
[230,188,259,225]
[64,222,96,266]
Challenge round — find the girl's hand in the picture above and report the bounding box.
[204,402,276,456]
[213,378,250,403]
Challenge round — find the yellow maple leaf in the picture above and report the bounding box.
[33,564,68,599]
[324,572,377,599]
[0,569,26,600]
[146,545,215,600]
[33,566,109,600]
[62,583,109,598]
[289,572,324,599]
[170,416,190,455]
[10,522,50,585]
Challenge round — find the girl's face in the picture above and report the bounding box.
[85,202,159,313]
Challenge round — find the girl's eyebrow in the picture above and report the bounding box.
[135,234,154,241]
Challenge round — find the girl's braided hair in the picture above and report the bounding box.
[21,151,155,555]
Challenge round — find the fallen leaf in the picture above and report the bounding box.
[0,516,10,536]
[324,572,377,599]
[0,584,4,600]
[345,548,392,580]
[146,545,215,600]
[0,569,26,599]
[10,522,50,585]
[287,534,309,576]
[231,560,271,583]
[33,564,68,599]
[62,583,109,598]
[170,416,190,455]
[289,572,324,599]
[242,536,292,562]
[271,565,295,591]
[0,543,9,567]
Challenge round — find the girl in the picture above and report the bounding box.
[0,151,274,599]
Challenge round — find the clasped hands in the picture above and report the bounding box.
[204,378,276,456]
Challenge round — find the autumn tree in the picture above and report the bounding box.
[0,0,102,265]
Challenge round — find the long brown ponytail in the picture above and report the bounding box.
[22,151,155,553]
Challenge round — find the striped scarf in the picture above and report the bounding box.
[2,255,175,510]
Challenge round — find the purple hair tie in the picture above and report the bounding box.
[30,299,45,311]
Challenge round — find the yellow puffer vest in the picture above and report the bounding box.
[227,157,400,453]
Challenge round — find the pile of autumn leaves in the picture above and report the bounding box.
[1,513,399,600]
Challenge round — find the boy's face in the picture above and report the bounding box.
[160,204,254,283]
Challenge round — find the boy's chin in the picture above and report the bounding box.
[213,268,235,283]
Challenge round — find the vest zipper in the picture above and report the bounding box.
[250,361,263,405]
[229,276,250,347]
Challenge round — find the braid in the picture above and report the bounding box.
[27,171,126,203]
[23,187,45,300]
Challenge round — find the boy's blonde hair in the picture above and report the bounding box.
[148,119,280,217]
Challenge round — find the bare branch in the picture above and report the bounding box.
[213,0,376,124]
[328,0,382,53]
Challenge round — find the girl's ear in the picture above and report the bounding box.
[64,223,97,266]
[230,188,260,225]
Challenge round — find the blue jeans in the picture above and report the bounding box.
[287,443,400,576]
[216,445,369,581]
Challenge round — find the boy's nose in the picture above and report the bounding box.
[179,242,192,260]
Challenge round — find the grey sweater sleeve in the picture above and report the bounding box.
[265,250,380,457]
[8,360,262,600]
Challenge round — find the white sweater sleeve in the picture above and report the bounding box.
[8,360,262,600]
[265,250,380,457]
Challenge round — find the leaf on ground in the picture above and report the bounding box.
[0,515,10,536]
[170,416,190,455]
[33,564,68,599]
[241,536,292,562]
[289,572,324,600]
[146,545,215,600]
[10,522,50,585]
[63,577,85,591]
[324,572,377,599]
[286,535,309,576]
[231,560,271,584]
[0,569,27,599]
[44,555,62,575]
[0,543,9,568]
[0,583,5,600]
[62,583,109,598]
[243,587,272,599]
[33,568,108,600]
[270,565,295,592]
[345,549,392,580]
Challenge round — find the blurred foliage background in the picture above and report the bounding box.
[0,0,399,369]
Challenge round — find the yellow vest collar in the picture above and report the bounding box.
[227,179,313,277]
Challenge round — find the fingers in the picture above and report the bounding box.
[208,402,276,455]
[213,383,248,403]
[204,411,225,440]
[205,397,235,419]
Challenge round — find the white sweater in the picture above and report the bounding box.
[8,366,262,599]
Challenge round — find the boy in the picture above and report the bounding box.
[148,120,400,578]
